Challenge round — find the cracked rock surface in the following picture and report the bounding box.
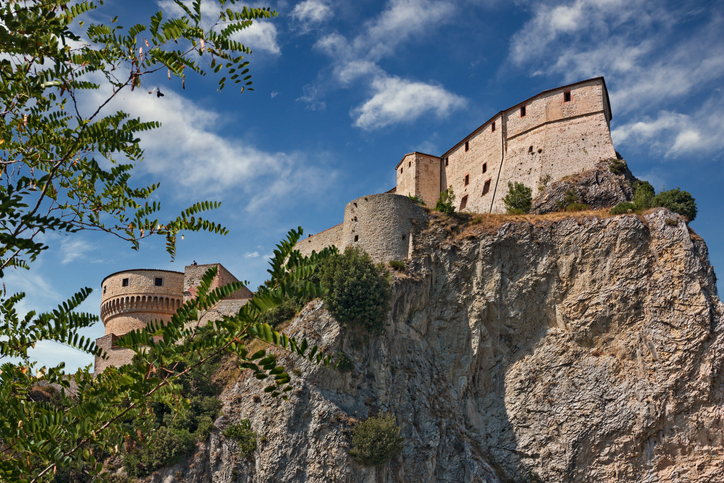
[149,208,723,483]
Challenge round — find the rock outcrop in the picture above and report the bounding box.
[531,159,636,214]
[149,208,724,483]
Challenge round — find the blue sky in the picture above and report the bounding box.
[9,0,724,371]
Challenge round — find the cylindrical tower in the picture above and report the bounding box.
[341,193,428,263]
[95,269,183,373]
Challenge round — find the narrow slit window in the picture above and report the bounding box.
[400,167,403,174]
[482,163,487,174]
[564,91,571,102]
[465,141,469,152]
[464,174,470,186]
[460,195,468,210]
[521,106,526,117]
[354,235,359,242]
[445,157,449,166]
[408,161,411,167]
[482,179,491,196]
[155,278,163,287]
[103,285,106,294]
[122,278,129,287]
[491,121,496,132]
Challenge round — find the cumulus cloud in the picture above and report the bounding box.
[351,75,466,130]
[60,238,95,264]
[304,0,464,128]
[291,0,334,33]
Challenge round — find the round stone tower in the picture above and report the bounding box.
[95,269,184,373]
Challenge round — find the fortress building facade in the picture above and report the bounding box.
[396,77,615,213]
[296,77,617,259]
[95,264,251,374]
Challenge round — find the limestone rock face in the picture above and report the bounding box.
[153,208,724,483]
[531,159,635,214]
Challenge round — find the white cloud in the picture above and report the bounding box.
[271,91,278,98]
[82,85,335,211]
[351,75,466,130]
[245,251,260,258]
[60,238,94,264]
[304,0,464,128]
[231,21,281,55]
[291,0,334,33]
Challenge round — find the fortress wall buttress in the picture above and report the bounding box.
[442,115,503,214]
[183,263,252,301]
[341,194,427,263]
[295,223,344,258]
[491,79,616,213]
[94,334,135,375]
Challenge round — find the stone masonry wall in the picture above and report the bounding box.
[395,153,441,207]
[295,223,343,258]
[442,114,503,214]
[94,334,135,375]
[341,194,427,263]
[183,263,252,301]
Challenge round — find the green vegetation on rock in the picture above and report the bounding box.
[435,186,456,215]
[224,419,258,457]
[503,182,533,214]
[349,413,405,466]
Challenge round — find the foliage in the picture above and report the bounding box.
[609,202,636,215]
[434,186,456,215]
[610,180,697,221]
[334,351,354,372]
[389,260,405,271]
[565,203,589,212]
[320,247,392,335]
[223,419,257,457]
[503,182,532,214]
[538,173,552,191]
[609,158,626,175]
[256,297,303,328]
[349,413,404,466]
[556,188,588,212]
[407,194,425,205]
[655,187,697,221]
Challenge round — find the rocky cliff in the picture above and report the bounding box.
[150,208,724,483]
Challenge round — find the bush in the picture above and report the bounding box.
[565,202,589,212]
[407,194,425,205]
[434,186,455,215]
[257,297,302,328]
[655,188,697,221]
[609,158,626,175]
[224,419,257,456]
[320,247,392,335]
[335,350,354,372]
[503,182,532,214]
[610,202,635,215]
[349,413,404,466]
[632,180,655,210]
[389,260,405,271]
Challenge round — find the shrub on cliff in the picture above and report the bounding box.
[349,413,405,466]
[503,182,533,214]
[320,247,391,335]
[655,188,697,221]
[435,186,456,215]
[224,419,258,457]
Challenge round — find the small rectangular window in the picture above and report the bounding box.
[482,163,487,174]
[445,157,449,166]
[354,235,359,242]
[400,167,403,174]
[103,285,106,294]
[408,161,411,167]
[460,195,468,210]
[521,106,526,117]
[465,141,469,152]
[122,278,129,287]
[491,121,496,132]
[155,278,163,287]
[482,179,491,196]
[564,91,571,102]
[464,174,470,186]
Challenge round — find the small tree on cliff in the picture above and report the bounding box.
[0,2,338,481]
[503,182,533,214]
[435,186,456,215]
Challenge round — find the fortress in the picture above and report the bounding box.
[95,77,617,373]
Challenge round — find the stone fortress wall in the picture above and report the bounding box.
[295,193,427,263]
[297,77,617,261]
[95,265,252,374]
[395,77,616,213]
